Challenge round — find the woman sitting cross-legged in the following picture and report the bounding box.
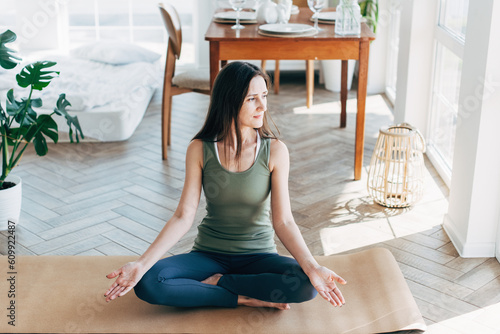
[104,61,346,310]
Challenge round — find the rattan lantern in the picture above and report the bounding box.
[367,123,426,208]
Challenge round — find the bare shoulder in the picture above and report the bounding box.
[186,139,204,168]
[269,138,289,172]
[270,138,288,152]
[188,139,204,150]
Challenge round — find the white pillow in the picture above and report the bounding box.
[70,41,161,65]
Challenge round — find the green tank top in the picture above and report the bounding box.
[192,137,277,254]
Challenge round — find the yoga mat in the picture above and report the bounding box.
[0,248,425,333]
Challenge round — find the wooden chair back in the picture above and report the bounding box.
[158,3,182,59]
[293,0,309,7]
[157,3,210,160]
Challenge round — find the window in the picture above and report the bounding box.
[0,1,16,33]
[438,0,468,41]
[385,1,401,105]
[428,45,462,170]
[65,0,196,67]
[426,0,468,185]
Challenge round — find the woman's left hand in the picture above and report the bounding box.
[307,266,347,306]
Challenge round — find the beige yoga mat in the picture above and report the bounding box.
[0,248,425,333]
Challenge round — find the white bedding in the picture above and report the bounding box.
[0,56,161,141]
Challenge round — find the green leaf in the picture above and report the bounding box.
[16,61,59,91]
[6,89,21,116]
[0,103,6,122]
[33,132,48,156]
[54,94,84,143]
[24,123,38,142]
[0,30,21,70]
[7,127,25,145]
[37,114,59,143]
[31,98,43,108]
[53,93,70,116]
[7,92,37,127]
[22,98,38,125]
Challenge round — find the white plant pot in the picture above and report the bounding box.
[320,59,356,93]
[0,175,22,231]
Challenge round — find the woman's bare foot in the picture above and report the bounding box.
[201,275,289,310]
[238,296,290,310]
[201,273,223,286]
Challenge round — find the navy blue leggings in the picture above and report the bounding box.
[133,251,317,308]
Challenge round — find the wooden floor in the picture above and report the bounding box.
[2,71,499,333]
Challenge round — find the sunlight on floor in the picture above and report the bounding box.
[320,219,397,255]
[319,196,443,255]
[292,94,390,115]
[426,303,500,333]
[319,161,449,255]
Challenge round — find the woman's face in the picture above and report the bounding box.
[238,75,268,130]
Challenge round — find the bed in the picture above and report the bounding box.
[0,41,162,142]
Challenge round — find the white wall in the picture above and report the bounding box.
[365,0,389,94]
[393,0,437,137]
[15,0,64,52]
[197,0,216,70]
[394,0,500,258]
[444,0,500,258]
[497,215,500,262]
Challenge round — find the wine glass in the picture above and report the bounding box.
[307,0,326,31]
[229,0,247,30]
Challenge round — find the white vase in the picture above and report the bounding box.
[320,59,356,93]
[256,0,278,24]
[276,0,292,23]
[0,175,22,230]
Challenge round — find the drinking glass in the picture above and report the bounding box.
[229,0,247,30]
[307,0,326,31]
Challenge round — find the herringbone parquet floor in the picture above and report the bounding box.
[1,71,499,333]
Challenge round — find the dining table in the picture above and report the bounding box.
[205,8,376,180]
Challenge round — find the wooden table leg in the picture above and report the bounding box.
[209,42,220,90]
[306,60,314,108]
[355,41,370,181]
[340,60,348,128]
[274,60,280,95]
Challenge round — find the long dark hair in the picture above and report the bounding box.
[193,61,279,162]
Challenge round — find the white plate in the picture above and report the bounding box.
[259,23,315,34]
[213,11,257,21]
[316,12,336,21]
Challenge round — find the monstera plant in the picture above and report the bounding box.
[0,29,84,228]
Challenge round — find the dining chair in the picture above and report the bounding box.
[261,0,314,108]
[293,0,308,7]
[158,3,211,160]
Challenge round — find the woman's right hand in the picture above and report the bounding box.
[104,261,145,302]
